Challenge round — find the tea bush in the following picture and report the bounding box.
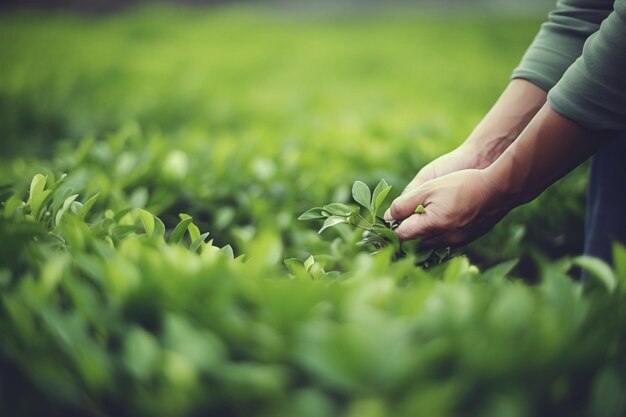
[0,5,623,417]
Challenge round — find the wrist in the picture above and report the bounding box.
[462,79,548,170]
[480,159,526,211]
[457,135,517,169]
[460,134,515,170]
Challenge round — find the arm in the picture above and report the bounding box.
[385,104,613,246]
[398,0,615,197]
[399,79,546,195]
[385,1,626,246]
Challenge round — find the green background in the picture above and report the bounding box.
[1,5,624,417]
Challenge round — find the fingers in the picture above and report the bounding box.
[384,188,428,221]
[394,213,438,241]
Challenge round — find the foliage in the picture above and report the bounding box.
[0,5,624,417]
[1,172,626,417]
[298,179,454,267]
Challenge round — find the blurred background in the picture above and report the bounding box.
[0,0,579,276]
[0,0,552,14]
[6,2,618,416]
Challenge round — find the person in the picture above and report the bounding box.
[384,0,626,266]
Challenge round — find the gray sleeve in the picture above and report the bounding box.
[511,0,614,91]
[548,0,626,130]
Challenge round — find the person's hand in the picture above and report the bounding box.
[400,143,486,197]
[384,169,508,248]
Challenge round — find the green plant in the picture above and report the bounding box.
[299,179,453,266]
[1,8,623,417]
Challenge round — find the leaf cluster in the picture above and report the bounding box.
[299,179,451,266]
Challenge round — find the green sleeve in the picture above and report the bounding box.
[548,0,626,130]
[511,0,614,91]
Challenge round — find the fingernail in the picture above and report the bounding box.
[384,208,392,221]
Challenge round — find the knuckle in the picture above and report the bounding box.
[389,202,404,220]
[395,227,413,242]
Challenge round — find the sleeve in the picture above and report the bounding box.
[548,0,626,131]
[511,0,614,91]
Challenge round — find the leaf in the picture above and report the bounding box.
[54,194,79,227]
[153,216,166,239]
[304,255,315,272]
[352,181,371,210]
[443,256,470,282]
[220,244,234,259]
[320,271,341,280]
[28,174,46,205]
[284,258,304,275]
[189,232,210,253]
[318,216,348,234]
[481,259,519,281]
[169,217,193,245]
[27,174,51,219]
[414,249,435,264]
[50,187,75,214]
[3,195,25,218]
[70,201,82,214]
[137,209,155,235]
[613,243,626,290]
[78,193,100,221]
[371,179,392,216]
[573,256,617,293]
[112,224,140,239]
[179,213,200,241]
[113,207,133,223]
[371,224,399,249]
[322,203,356,217]
[298,207,328,221]
[414,204,426,214]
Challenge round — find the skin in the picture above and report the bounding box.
[385,81,613,248]
[398,79,548,196]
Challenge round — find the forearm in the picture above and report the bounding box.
[462,79,547,168]
[483,104,613,208]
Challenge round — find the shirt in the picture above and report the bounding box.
[512,0,626,131]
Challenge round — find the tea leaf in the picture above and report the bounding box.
[180,213,201,242]
[54,194,79,227]
[573,256,617,293]
[220,244,235,259]
[78,193,100,221]
[27,174,51,219]
[298,207,328,221]
[137,208,155,235]
[318,216,348,234]
[371,179,392,216]
[322,203,356,217]
[283,258,304,275]
[190,232,210,253]
[304,255,315,272]
[352,181,371,210]
[153,216,166,239]
[169,217,193,245]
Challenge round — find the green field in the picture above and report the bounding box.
[1,5,624,417]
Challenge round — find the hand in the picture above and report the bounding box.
[384,169,508,248]
[400,80,548,198]
[400,143,485,197]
